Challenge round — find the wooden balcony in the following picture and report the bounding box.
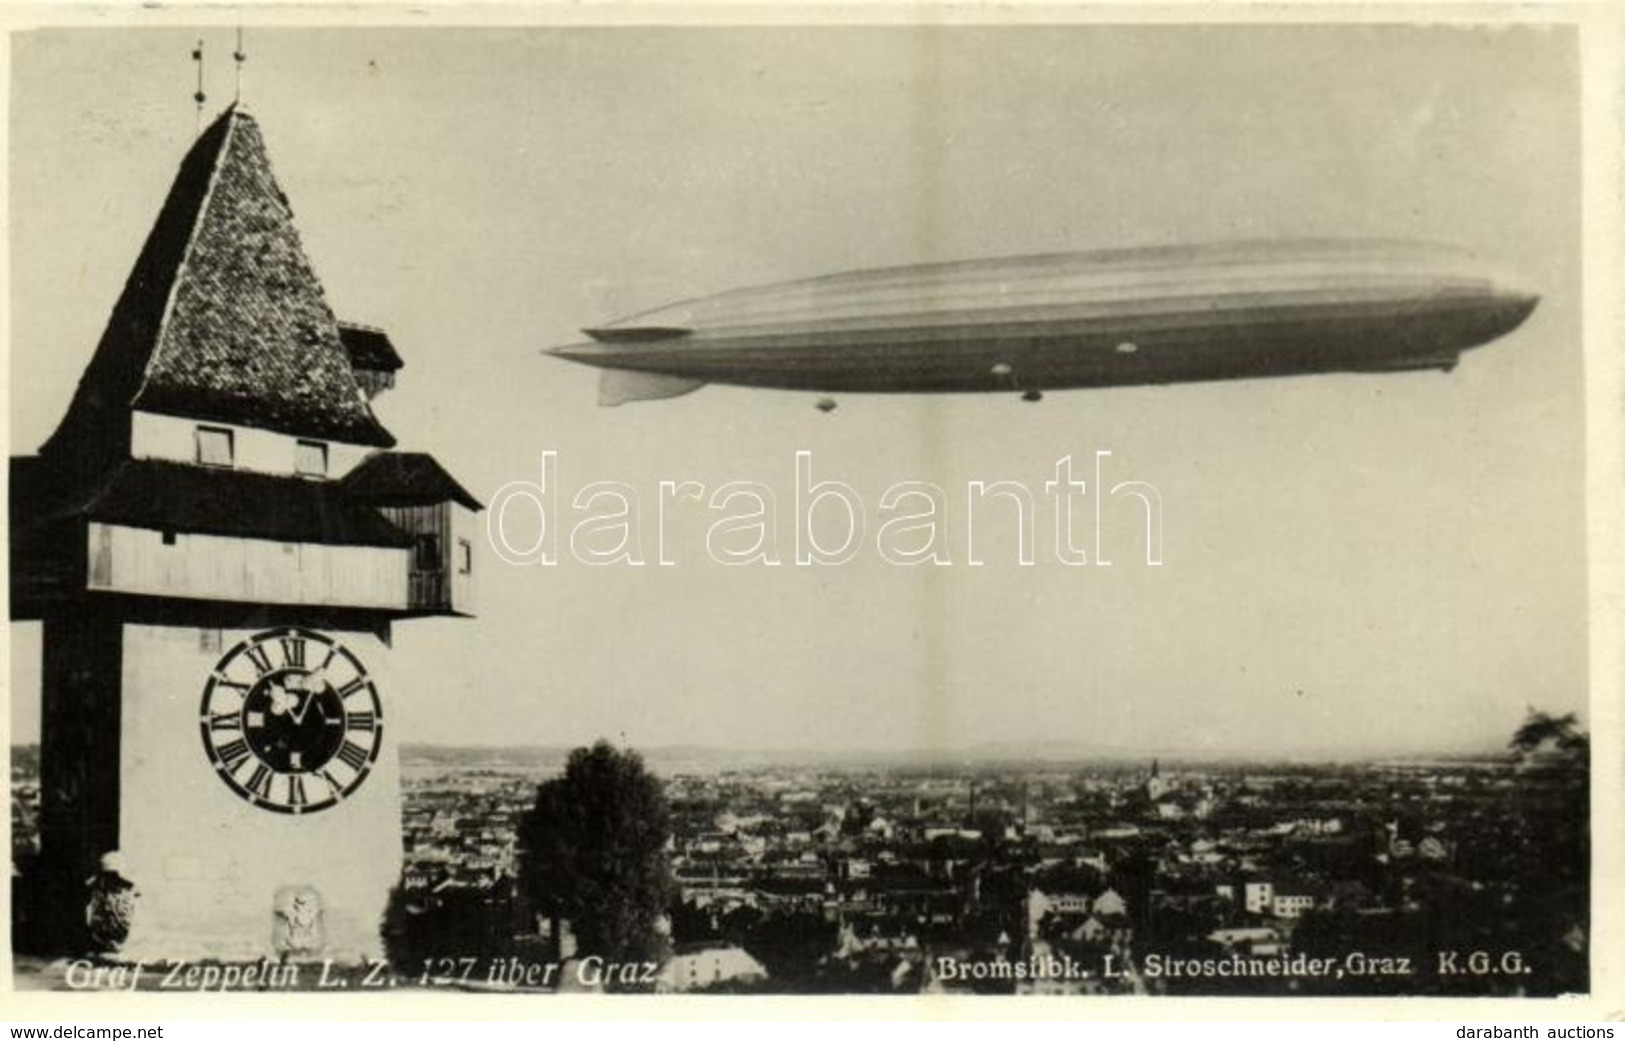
[85,522,410,612]
[408,569,448,611]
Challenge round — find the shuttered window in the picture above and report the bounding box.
[295,439,329,477]
[196,426,234,467]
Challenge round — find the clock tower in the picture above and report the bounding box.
[11,105,481,962]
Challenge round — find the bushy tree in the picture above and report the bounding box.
[741,910,836,988]
[517,741,675,967]
[1504,709,1589,994]
[1510,710,1589,769]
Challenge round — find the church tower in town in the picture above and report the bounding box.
[11,104,481,960]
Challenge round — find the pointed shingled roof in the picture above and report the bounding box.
[41,105,395,463]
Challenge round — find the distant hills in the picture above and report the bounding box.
[394,741,1506,773]
[8,740,1506,776]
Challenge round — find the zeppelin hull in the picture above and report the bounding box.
[547,240,1540,401]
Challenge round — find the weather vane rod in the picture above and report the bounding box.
[191,38,206,134]
[234,28,246,105]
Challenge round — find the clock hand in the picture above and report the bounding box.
[287,685,316,725]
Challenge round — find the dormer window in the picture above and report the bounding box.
[295,439,329,478]
[196,425,234,468]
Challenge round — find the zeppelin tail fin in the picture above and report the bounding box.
[598,369,707,406]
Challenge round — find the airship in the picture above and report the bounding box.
[546,239,1539,408]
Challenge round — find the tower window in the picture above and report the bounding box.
[415,534,442,572]
[295,439,329,477]
[457,538,473,575]
[196,426,234,467]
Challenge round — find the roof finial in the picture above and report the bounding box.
[191,38,207,134]
[233,27,246,105]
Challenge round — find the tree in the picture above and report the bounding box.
[1502,708,1589,995]
[517,741,676,968]
[1507,709,1588,880]
[972,807,1009,854]
[1510,710,1589,768]
[741,910,836,988]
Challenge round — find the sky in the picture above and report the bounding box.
[7,24,1588,757]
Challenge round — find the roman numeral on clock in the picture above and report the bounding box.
[279,636,307,668]
[214,738,251,773]
[336,740,371,771]
[208,711,241,731]
[347,711,376,732]
[245,764,274,800]
[244,644,274,676]
[336,676,369,700]
[287,775,308,808]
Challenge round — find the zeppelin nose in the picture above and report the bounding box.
[1504,285,1541,313]
[1473,256,1542,335]
[1492,283,1542,335]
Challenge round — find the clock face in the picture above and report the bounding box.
[199,628,383,814]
